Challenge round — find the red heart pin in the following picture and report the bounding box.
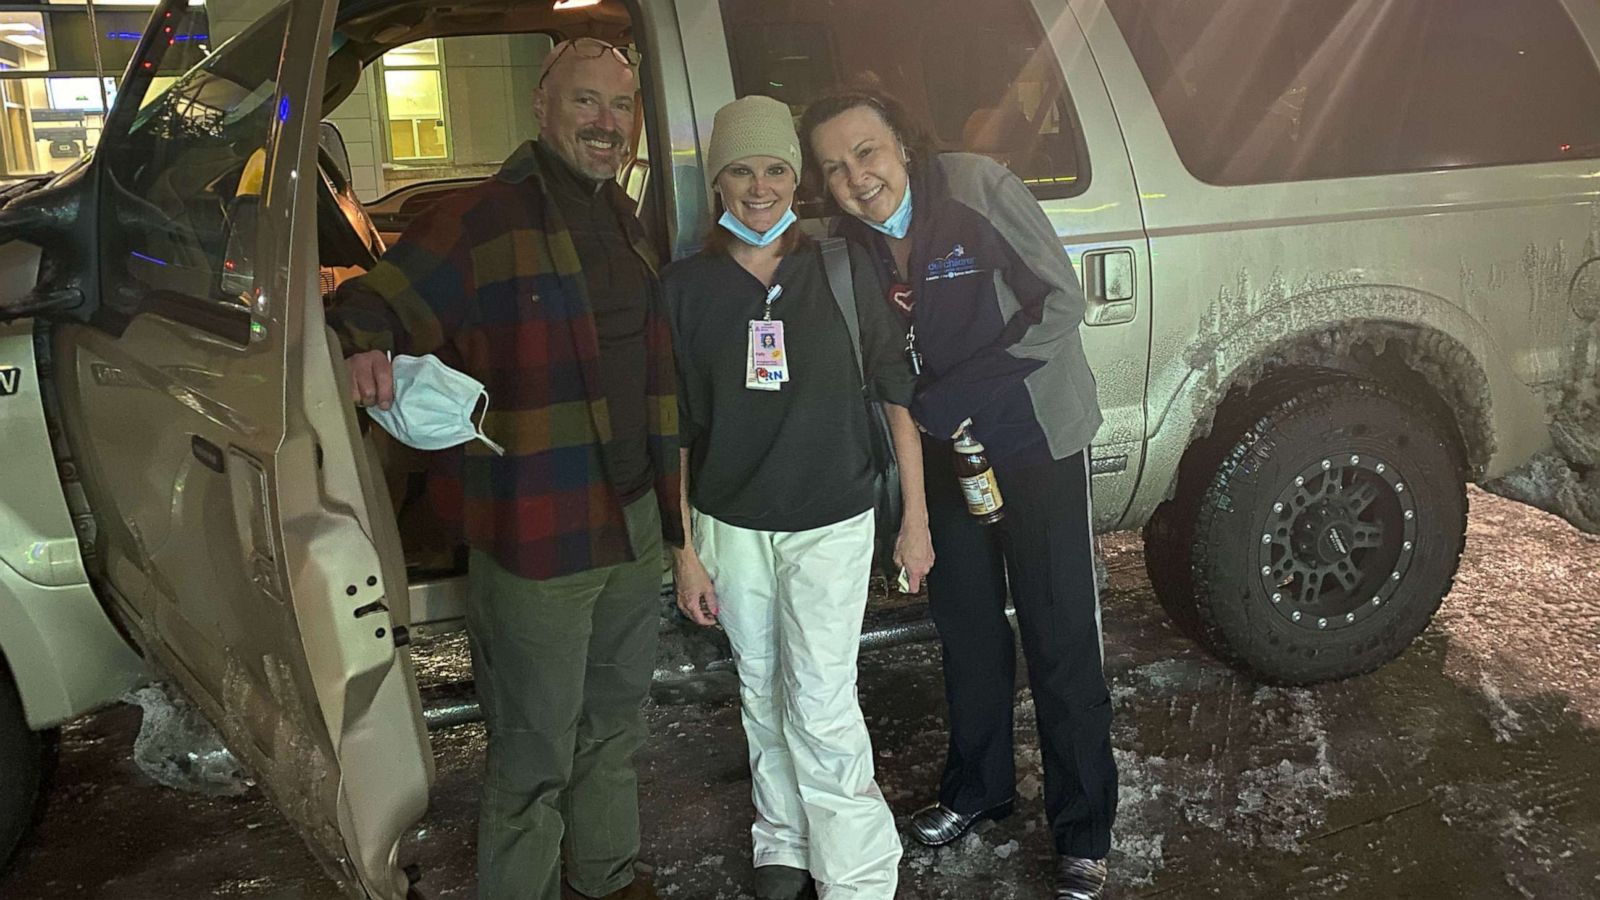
[890,283,915,314]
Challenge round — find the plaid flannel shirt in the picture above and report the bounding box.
[330,140,682,580]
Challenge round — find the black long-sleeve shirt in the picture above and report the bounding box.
[662,239,914,532]
[536,141,655,502]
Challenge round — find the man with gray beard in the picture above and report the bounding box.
[332,39,677,900]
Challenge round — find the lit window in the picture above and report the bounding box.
[381,39,449,162]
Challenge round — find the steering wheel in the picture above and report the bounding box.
[315,145,386,271]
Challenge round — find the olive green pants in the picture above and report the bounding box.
[466,494,662,900]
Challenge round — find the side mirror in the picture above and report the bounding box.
[0,238,45,319]
[0,169,93,323]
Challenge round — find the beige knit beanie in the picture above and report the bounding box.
[706,95,803,185]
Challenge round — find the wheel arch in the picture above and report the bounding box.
[0,575,147,730]
[1199,321,1486,478]
[1136,314,1530,528]
[0,318,147,731]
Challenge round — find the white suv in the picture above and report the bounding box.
[0,0,1595,893]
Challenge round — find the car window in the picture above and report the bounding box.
[327,33,554,202]
[0,5,206,185]
[1107,0,1600,184]
[95,1,289,343]
[718,0,1088,203]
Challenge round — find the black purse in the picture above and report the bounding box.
[819,237,903,580]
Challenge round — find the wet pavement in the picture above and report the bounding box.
[5,488,1599,898]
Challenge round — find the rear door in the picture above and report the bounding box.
[48,0,430,894]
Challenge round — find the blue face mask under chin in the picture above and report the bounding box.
[719,207,798,247]
[865,184,913,240]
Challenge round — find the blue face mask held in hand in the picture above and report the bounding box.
[364,354,506,455]
[865,184,913,239]
[719,206,798,247]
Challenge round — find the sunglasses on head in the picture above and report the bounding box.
[538,38,642,88]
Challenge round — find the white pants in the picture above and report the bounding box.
[692,508,902,899]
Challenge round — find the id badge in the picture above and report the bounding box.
[745,323,781,391]
[746,320,789,389]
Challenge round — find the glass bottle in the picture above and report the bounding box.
[953,421,1004,524]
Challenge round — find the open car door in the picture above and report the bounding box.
[36,0,431,895]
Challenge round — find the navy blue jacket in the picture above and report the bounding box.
[839,153,1102,466]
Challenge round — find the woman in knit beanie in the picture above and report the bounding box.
[660,95,932,900]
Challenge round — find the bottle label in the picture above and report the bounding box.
[959,470,1004,516]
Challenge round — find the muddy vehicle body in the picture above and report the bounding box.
[0,0,1596,892]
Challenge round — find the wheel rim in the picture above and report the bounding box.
[1254,452,1418,632]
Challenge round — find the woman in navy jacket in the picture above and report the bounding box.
[802,87,1117,900]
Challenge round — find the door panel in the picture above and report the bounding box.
[56,324,271,693]
[51,0,430,895]
[1028,0,1152,530]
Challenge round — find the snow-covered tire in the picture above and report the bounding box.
[1182,378,1467,684]
[1145,369,1354,645]
[0,668,48,877]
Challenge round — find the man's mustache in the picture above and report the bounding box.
[577,126,626,148]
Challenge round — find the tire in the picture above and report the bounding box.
[1145,369,1356,644]
[1181,378,1467,684]
[0,669,48,877]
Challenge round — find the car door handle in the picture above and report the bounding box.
[192,435,225,473]
[1083,248,1136,326]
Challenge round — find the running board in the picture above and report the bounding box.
[418,604,1018,731]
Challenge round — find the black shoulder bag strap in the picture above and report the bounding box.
[819,237,903,577]
[820,237,865,383]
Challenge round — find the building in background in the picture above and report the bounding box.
[0,0,552,202]
[0,0,204,181]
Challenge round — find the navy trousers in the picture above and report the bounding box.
[921,437,1117,859]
